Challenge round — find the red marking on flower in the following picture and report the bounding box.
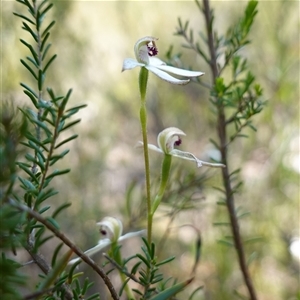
[174,137,182,147]
[147,43,158,57]
[100,229,107,235]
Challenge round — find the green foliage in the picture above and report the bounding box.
[0,103,27,197]
[172,1,265,299]
[1,0,96,299]
[3,0,296,299]
[131,238,179,299]
[0,253,26,300]
[0,104,28,299]
[174,1,264,200]
[150,277,193,300]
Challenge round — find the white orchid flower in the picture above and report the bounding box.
[68,217,145,265]
[122,36,204,85]
[137,127,225,168]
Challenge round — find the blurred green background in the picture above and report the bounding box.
[2,0,299,299]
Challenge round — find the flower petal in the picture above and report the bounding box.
[68,230,146,265]
[68,239,112,265]
[170,149,203,167]
[148,56,167,67]
[147,144,164,153]
[122,58,144,72]
[170,149,225,168]
[118,230,146,242]
[146,65,191,85]
[136,141,164,154]
[149,57,204,78]
[155,64,204,78]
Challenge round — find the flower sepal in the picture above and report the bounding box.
[137,127,226,168]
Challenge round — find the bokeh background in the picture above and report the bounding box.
[2,0,299,299]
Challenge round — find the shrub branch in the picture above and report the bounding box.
[202,0,258,299]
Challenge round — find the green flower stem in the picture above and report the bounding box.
[151,154,172,215]
[111,242,135,300]
[139,66,149,100]
[138,67,152,245]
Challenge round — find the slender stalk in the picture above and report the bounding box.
[111,243,135,300]
[25,0,48,277]
[37,94,66,195]
[32,0,43,175]
[202,0,258,299]
[138,67,152,245]
[151,154,172,215]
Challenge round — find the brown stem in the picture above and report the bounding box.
[24,239,74,299]
[10,199,119,300]
[23,287,55,300]
[202,0,258,299]
[103,253,140,283]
